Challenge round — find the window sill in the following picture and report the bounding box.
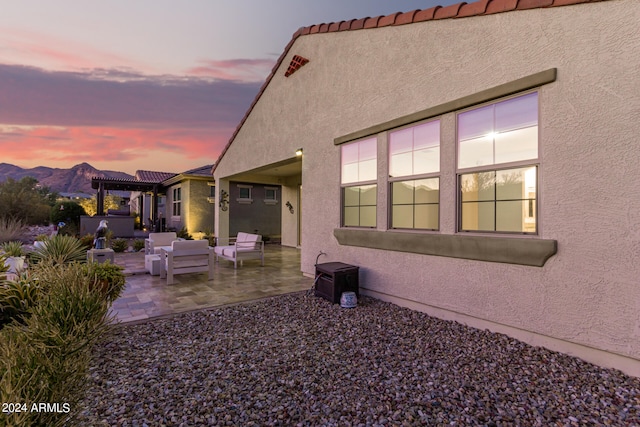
[237,198,253,204]
[333,228,556,267]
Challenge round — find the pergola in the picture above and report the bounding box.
[91,177,166,231]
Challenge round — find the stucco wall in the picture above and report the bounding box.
[213,0,640,372]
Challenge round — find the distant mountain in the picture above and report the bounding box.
[0,162,134,194]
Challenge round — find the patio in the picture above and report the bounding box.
[110,245,312,323]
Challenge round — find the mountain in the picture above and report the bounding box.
[0,162,134,194]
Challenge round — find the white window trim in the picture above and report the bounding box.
[264,186,278,205]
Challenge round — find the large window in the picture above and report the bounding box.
[341,138,377,227]
[172,187,181,217]
[458,92,538,233]
[389,120,440,230]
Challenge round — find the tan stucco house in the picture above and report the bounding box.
[212,0,640,376]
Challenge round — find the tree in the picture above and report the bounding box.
[0,177,56,224]
[77,195,123,217]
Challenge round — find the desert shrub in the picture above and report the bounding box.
[133,239,145,252]
[35,234,49,242]
[110,238,128,253]
[177,226,193,240]
[78,233,95,249]
[81,261,126,303]
[1,240,25,257]
[0,217,24,244]
[30,235,87,266]
[0,273,41,327]
[0,262,113,426]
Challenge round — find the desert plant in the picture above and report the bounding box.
[82,261,126,302]
[35,233,49,242]
[1,240,25,257]
[110,238,128,253]
[78,233,95,249]
[177,226,193,240]
[30,234,87,266]
[0,261,113,426]
[0,273,41,326]
[133,239,145,252]
[0,217,24,244]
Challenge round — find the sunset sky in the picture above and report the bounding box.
[0,0,460,175]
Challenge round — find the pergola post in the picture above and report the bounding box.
[152,185,160,232]
[97,182,105,216]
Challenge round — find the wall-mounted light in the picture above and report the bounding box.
[285,201,294,214]
[219,189,229,211]
[295,148,303,156]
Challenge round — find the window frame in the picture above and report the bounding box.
[172,187,181,217]
[388,119,441,231]
[237,184,253,204]
[340,137,377,228]
[456,90,540,235]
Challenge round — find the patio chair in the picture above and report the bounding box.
[145,232,178,254]
[214,232,264,269]
[159,239,214,285]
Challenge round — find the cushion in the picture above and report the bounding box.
[172,239,208,251]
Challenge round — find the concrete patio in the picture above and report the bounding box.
[111,245,312,323]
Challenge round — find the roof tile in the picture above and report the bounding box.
[394,10,419,25]
[328,22,341,31]
[351,17,368,30]
[435,2,467,19]
[550,0,589,5]
[309,25,321,34]
[364,16,382,28]
[517,0,554,9]
[485,0,519,14]
[318,23,330,33]
[378,12,401,27]
[414,7,440,22]
[339,20,352,31]
[458,0,491,16]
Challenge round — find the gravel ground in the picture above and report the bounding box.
[79,293,640,426]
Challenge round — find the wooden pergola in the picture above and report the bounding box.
[91,177,166,232]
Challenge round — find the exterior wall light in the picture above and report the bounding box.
[295,148,303,156]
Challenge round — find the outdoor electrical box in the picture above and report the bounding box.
[314,262,359,304]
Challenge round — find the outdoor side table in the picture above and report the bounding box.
[87,248,115,264]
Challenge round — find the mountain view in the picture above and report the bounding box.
[0,162,133,194]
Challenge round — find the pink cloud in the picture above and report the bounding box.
[187,58,276,82]
[0,28,148,73]
[0,125,230,173]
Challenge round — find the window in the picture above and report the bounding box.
[458,92,538,233]
[172,187,181,217]
[341,137,377,227]
[389,120,440,230]
[264,187,278,204]
[237,184,252,203]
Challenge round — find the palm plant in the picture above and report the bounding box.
[29,235,87,266]
[1,240,25,257]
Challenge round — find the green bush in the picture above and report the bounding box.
[82,261,126,303]
[177,226,193,240]
[30,235,87,266]
[133,239,145,252]
[0,262,113,426]
[1,240,25,257]
[110,238,128,253]
[0,217,24,244]
[50,201,86,230]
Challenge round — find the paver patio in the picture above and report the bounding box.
[111,245,312,323]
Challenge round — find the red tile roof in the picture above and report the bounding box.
[212,0,608,173]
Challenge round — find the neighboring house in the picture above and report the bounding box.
[212,0,640,376]
[162,165,216,238]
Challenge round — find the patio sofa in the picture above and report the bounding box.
[214,232,264,269]
[145,232,178,255]
[159,239,214,285]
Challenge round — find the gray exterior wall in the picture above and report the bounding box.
[213,0,640,375]
[228,181,282,240]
